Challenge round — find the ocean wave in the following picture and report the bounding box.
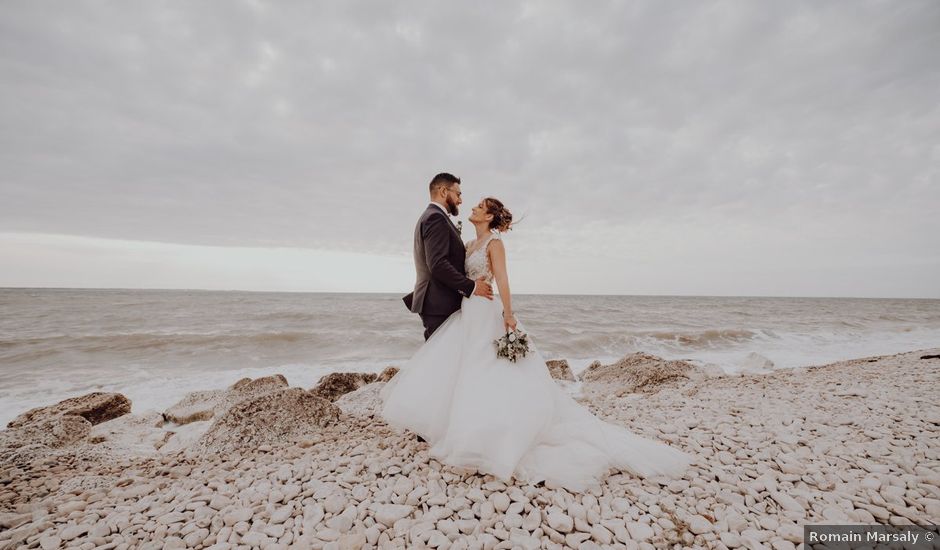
[1,331,315,349]
[0,330,419,363]
[249,311,320,322]
[540,328,767,358]
[643,328,759,348]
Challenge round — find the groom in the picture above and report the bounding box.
[403,172,493,340]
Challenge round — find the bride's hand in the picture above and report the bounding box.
[503,311,517,333]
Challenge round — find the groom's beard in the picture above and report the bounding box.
[446,201,459,216]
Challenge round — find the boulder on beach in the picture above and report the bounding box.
[229,374,289,393]
[310,372,378,401]
[3,414,92,449]
[7,392,131,429]
[197,388,342,453]
[1,392,130,463]
[0,413,93,465]
[87,412,173,455]
[545,359,576,382]
[163,389,226,424]
[163,374,290,425]
[335,383,386,417]
[377,366,400,383]
[580,352,697,394]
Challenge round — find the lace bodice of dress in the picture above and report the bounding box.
[465,232,500,282]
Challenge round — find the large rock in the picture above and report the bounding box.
[163,390,226,424]
[163,374,289,425]
[580,352,696,394]
[1,392,130,461]
[0,413,92,465]
[377,366,399,383]
[197,388,342,453]
[3,415,92,448]
[87,412,173,455]
[229,374,289,393]
[7,392,131,429]
[310,372,378,402]
[335,383,385,417]
[545,359,576,382]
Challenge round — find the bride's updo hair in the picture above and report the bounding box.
[483,197,513,232]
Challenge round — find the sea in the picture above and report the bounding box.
[1,288,938,426]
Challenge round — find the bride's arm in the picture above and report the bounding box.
[488,239,517,332]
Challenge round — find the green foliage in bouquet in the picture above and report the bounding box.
[494,329,530,363]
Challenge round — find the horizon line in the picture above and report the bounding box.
[1,285,937,301]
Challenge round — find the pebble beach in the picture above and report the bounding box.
[1,348,938,550]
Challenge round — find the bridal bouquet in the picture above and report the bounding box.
[494,329,530,363]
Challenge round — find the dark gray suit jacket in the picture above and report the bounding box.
[403,204,475,316]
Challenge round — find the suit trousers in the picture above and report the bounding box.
[420,313,449,341]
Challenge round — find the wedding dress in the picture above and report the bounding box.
[380,231,692,492]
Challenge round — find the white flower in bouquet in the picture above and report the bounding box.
[494,329,530,363]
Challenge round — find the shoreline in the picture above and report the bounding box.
[2,341,933,431]
[1,348,938,549]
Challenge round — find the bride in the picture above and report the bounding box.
[380,197,692,492]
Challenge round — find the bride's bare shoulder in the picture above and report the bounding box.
[486,236,505,255]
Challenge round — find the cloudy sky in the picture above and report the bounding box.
[1,1,938,297]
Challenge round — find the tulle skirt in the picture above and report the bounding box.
[380,294,693,492]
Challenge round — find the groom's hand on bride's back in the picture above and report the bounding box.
[473,278,494,300]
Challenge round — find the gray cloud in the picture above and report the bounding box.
[1,1,938,295]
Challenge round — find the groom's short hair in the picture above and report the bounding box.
[429,172,460,194]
